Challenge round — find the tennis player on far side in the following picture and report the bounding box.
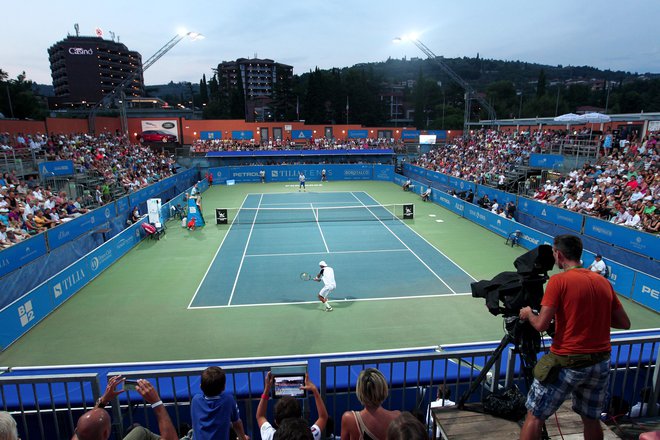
[315,261,336,312]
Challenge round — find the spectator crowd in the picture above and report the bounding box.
[0,132,177,249]
[413,128,658,234]
[190,137,406,154]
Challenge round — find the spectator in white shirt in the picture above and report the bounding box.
[588,255,607,276]
[624,208,641,228]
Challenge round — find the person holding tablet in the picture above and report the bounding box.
[257,372,328,440]
[315,261,336,312]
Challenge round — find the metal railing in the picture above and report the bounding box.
[0,373,101,440]
[1,334,658,439]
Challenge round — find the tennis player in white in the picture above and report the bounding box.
[315,261,336,311]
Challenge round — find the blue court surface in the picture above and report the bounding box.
[188,191,475,308]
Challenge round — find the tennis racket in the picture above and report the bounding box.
[300,272,313,281]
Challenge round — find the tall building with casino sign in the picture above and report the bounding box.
[48,35,144,109]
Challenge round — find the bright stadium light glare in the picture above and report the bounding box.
[177,28,189,37]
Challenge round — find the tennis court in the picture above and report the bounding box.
[0,181,657,367]
[190,191,474,308]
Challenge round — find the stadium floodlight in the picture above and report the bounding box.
[393,34,497,134]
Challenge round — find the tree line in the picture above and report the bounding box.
[2,57,659,128]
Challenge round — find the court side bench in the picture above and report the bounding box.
[432,401,619,439]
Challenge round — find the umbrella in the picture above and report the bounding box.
[579,112,611,123]
[553,113,582,123]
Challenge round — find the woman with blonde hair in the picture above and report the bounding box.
[340,368,400,440]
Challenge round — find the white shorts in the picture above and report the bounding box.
[319,284,336,299]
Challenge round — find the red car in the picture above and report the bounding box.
[136,130,177,143]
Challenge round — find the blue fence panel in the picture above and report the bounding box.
[583,217,660,260]
[426,130,447,140]
[582,252,636,298]
[529,154,564,169]
[46,205,115,250]
[475,185,517,207]
[291,130,312,140]
[401,130,420,140]
[373,165,394,181]
[0,222,146,350]
[0,284,53,350]
[518,198,583,232]
[0,234,48,279]
[231,130,254,140]
[200,131,223,140]
[631,272,660,313]
[347,130,368,138]
[209,165,380,183]
[434,190,466,216]
[39,160,75,177]
[116,196,130,216]
[449,176,476,194]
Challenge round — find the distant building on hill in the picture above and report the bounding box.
[47,35,144,109]
[216,58,293,122]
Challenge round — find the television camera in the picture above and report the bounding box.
[457,244,555,408]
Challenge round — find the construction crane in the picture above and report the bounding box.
[395,36,497,134]
[89,31,203,135]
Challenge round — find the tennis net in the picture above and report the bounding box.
[215,204,414,225]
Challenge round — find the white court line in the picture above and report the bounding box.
[355,191,477,282]
[188,292,472,310]
[245,249,408,258]
[187,193,250,309]
[259,201,363,207]
[350,192,457,294]
[227,193,263,306]
[313,203,330,253]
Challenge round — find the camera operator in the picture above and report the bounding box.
[518,234,630,440]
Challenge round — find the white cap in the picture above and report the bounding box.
[319,261,327,267]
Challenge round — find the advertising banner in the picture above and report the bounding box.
[200,131,223,140]
[46,204,115,250]
[0,234,47,278]
[518,198,583,232]
[529,154,564,168]
[373,165,394,181]
[0,222,144,351]
[401,130,420,140]
[141,120,178,139]
[347,129,368,138]
[210,165,382,183]
[291,130,312,140]
[475,185,516,207]
[426,130,447,140]
[216,209,228,224]
[449,176,476,194]
[631,272,660,312]
[206,149,393,157]
[231,130,254,140]
[584,217,660,260]
[39,160,75,177]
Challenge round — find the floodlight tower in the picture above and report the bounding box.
[89,31,204,135]
[394,35,497,135]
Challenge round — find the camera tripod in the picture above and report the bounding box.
[456,316,549,438]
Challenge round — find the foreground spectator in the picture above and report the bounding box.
[191,366,249,440]
[72,376,177,440]
[340,368,400,440]
[0,411,19,440]
[257,372,327,440]
[386,412,427,440]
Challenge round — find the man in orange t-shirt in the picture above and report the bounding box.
[519,234,630,440]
